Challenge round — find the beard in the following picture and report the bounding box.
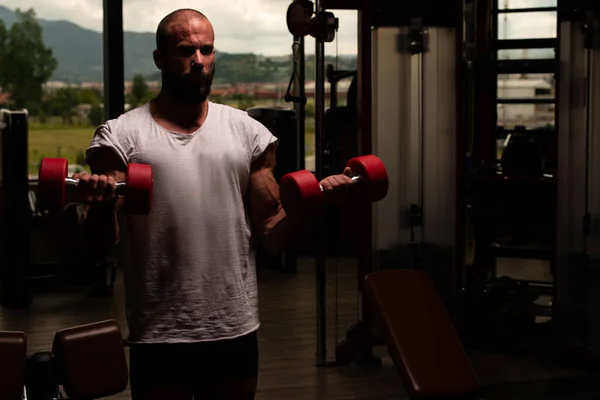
[162,63,215,105]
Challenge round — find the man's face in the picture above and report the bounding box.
[154,16,216,105]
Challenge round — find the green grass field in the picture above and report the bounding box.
[28,126,97,174]
[28,126,316,175]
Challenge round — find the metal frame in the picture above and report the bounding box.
[371,24,458,305]
[103,0,125,120]
[486,0,558,308]
[313,0,328,368]
[587,13,600,358]
[293,34,306,172]
[351,0,375,363]
[0,109,31,308]
[472,0,497,168]
[496,59,557,74]
[323,0,462,366]
[311,0,376,367]
[461,1,561,352]
[556,8,600,358]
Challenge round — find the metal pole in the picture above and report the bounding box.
[282,35,306,274]
[103,0,125,120]
[294,36,306,171]
[314,0,328,367]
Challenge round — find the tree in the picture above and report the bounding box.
[130,74,148,107]
[44,87,80,125]
[79,88,103,106]
[0,8,57,110]
[88,104,104,127]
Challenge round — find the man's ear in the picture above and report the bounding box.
[153,49,164,70]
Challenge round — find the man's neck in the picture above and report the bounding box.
[151,90,209,129]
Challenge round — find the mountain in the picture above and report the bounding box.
[0,5,356,84]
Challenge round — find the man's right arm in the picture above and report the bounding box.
[75,147,127,251]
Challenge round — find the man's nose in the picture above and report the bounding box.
[191,49,204,67]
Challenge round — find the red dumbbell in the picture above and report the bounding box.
[279,154,389,220]
[37,157,153,215]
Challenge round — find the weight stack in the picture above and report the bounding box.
[247,106,301,272]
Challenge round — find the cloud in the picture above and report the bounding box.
[2,0,103,31]
[1,0,357,55]
[0,0,557,56]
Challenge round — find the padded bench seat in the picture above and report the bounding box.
[0,331,27,400]
[365,269,479,399]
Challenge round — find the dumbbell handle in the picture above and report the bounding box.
[64,177,128,194]
[319,175,361,192]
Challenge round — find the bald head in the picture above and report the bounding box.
[156,8,214,51]
[153,8,216,105]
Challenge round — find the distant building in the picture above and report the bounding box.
[41,78,353,102]
[123,80,160,94]
[497,77,554,129]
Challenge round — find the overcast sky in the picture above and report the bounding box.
[0,0,556,56]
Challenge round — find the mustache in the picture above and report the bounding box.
[190,64,213,76]
[189,73,211,80]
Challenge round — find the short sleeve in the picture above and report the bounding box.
[249,118,278,163]
[85,123,130,167]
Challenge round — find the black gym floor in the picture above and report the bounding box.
[0,256,592,399]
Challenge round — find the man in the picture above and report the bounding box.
[74,8,352,400]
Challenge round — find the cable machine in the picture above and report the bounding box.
[556,0,600,362]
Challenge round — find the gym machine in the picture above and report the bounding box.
[369,8,460,299]
[0,320,129,400]
[286,0,461,366]
[286,0,342,367]
[460,0,559,354]
[0,109,32,308]
[331,1,463,367]
[347,0,600,396]
[555,0,600,362]
[326,64,356,109]
[0,110,140,308]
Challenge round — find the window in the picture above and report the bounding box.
[494,0,557,161]
[122,4,358,172]
[497,0,557,9]
[0,1,357,179]
[498,48,554,60]
[0,1,104,177]
[497,73,555,100]
[497,11,557,39]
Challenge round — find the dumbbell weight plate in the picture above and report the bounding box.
[346,155,389,203]
[123,163,153,215]
[280,169,323,221]
[38,157,69,210]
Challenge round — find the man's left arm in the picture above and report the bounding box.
[246,143,354,254]
[246,142,296,254]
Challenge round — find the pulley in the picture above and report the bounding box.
[286,0,338,43]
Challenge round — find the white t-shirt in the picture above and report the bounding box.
[86,101,277,344]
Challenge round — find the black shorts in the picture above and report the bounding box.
[128,330,259,391]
